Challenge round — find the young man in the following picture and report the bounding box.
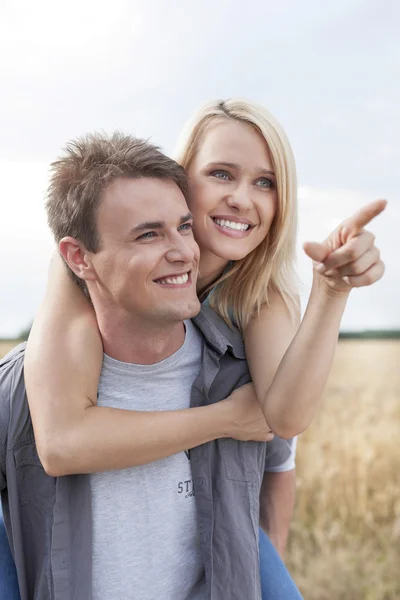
[0,133,296,600]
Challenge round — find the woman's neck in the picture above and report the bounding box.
[197,250,230,296]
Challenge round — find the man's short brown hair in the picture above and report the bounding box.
[46,131,188,250]
[46,131,188,288]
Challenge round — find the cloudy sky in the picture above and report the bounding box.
[0,0,398,337]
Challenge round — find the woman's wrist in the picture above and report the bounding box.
[311,271,351,304]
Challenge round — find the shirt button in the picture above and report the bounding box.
[194,476,206,490]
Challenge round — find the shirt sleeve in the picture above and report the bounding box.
[264,436,298,473]
[0,358,13,492]
[0,344,26,492]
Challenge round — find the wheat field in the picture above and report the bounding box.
[0,341,23,357]
[286,340,400,599]
[1,339,399,598]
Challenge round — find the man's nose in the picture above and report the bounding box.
[165,235,196,264]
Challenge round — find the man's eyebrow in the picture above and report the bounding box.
[179,212,194,224]
[132,212,193,233]
[205,161,276,177]
[132,220,164,232]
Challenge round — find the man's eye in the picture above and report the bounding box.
[179,222,193,232]
[210,170,231,181]
[256,178,274,189]
[137,231,157,240]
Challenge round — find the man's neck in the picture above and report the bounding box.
[96,311,186,365]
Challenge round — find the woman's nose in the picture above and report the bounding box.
[226,187,252,211]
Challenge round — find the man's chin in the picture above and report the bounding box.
[166,298,201,322]
[179,298,202,320]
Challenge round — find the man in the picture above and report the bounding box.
[0,133,296,599]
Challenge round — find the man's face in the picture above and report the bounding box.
[86,177,201,324]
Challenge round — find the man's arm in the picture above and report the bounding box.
[0,352,16,493]
[259,437,297,558]
[259,470,296,558]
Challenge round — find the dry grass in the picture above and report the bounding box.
[0,340,21,358]
[287,340,400,599]
[1,339,399,598]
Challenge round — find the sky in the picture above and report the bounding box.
[0,0,399,336]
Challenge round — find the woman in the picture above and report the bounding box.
[19,99,384,599]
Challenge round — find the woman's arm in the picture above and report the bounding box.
[245,283,347,439]
[245,200,386,439]
[25,255,272,476]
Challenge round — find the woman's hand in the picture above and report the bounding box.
[221,383,275,442]
[303,199,386,295]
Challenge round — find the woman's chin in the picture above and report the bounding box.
[211,242,256,262]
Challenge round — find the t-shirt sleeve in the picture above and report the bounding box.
[264,436,298,473]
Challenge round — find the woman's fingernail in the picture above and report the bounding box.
[316,263,326,273]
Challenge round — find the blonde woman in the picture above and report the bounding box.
[23,100,384,599]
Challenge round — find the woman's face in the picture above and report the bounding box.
[186,119,278,263]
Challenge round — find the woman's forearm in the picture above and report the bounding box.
[37,401,231,476]
[26,310,237,476]
[24,256,229,476]
[25,255,270,477]
[261,279,349,438]
[26,303,233,476]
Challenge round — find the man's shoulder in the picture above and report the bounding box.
[0,342,26,369]
[0,343,28,453]
[0,342,26,395]
[192,306,245,360]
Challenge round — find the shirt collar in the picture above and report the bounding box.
[192,305,246,360]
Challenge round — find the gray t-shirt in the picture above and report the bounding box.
[90,321,206,600]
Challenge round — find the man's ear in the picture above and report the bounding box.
[59,237,97,282]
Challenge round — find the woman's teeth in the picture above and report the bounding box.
[213,218,250,231]
[157,272,189,285]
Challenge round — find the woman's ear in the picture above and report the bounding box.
[59,237,97,282]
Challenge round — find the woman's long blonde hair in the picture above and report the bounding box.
[174,98,299,331]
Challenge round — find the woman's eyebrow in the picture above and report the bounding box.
[205,161,239,170]
[205,161,275,177]
[258,168,276,177]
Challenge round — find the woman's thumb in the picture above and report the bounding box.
[303,241,331,263]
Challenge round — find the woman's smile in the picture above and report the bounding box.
[210,215,255,238]
[187,118,277,269]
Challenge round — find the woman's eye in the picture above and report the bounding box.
[137,231,157,240]
[210,170,231,181]
[256,177,274,189]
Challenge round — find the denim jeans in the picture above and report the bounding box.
[1,507,301,600]
[0,507,20,600]
[259,527,303,599]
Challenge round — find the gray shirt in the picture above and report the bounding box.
[91,321,206,599]
[0,306,293,600]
